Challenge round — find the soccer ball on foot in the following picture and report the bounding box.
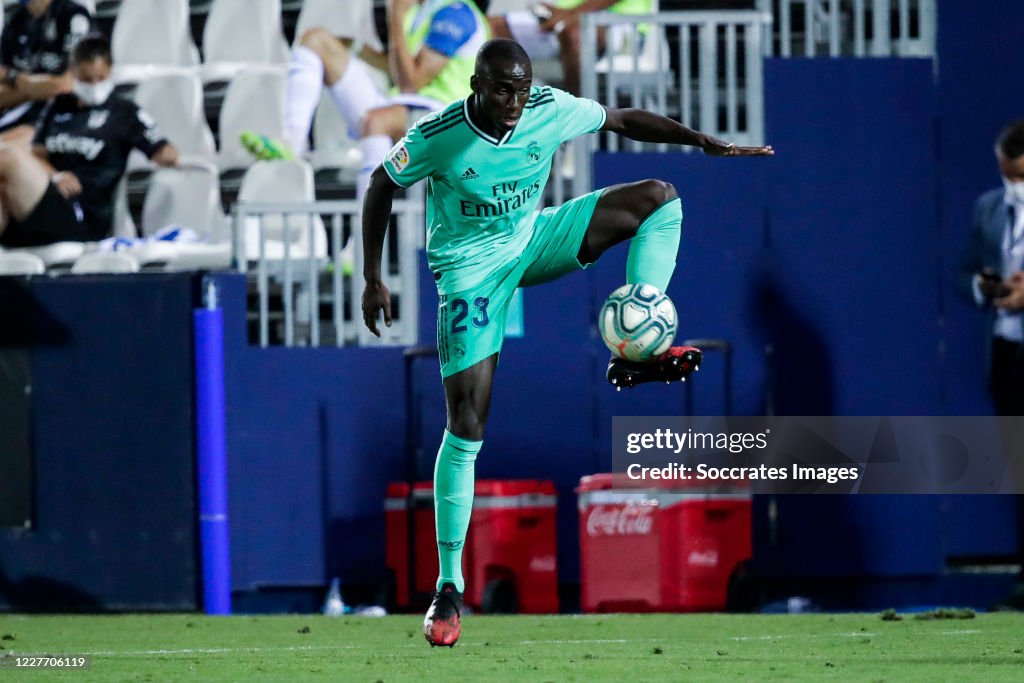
[599,283,678,361]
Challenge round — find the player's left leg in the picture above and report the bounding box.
[425,266,520,646]
[424,354,496,647]
[579,179,702,387]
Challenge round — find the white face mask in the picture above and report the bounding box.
[73,79,114,107]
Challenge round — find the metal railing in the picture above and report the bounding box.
[575,10,772,197]
[232,197,423,348]
[761,0,936,57]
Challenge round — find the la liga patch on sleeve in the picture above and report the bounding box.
[389,144,410,172]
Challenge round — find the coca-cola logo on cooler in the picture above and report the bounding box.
[586,503,655,537]
[687,549,719,567]
[528,555,557,572]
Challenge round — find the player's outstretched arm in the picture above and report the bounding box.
[361,165,400,337]
[601,106,774,156]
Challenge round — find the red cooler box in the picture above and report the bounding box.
[578,473,751,612]
[386,480,559,613]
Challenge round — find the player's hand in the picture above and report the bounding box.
[539,5,576,33]
[700,134,774,157]
[362,279,393,337]
[52,171,82,198]
[995,271,1024,312]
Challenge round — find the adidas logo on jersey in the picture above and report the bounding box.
[460,167,479,180]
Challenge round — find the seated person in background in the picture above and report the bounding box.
[243,0,488,207]
[488,0,652,96]
[0,0,93,147]
[0,35,179,248]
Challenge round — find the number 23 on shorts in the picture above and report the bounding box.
[449,296,490,333]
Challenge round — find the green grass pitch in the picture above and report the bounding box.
[0,612,1022,681]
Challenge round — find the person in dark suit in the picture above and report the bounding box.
[962,121,1024,414]
[961,119,1024,608]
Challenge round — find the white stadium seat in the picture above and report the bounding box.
[71,251,140,274]
[111,0,199,84]
[201,0,289,83]
[237,159,327,261]
[217,65,287,172]
[130,68,216,170]
[309,89,362,171]
[0,252,46,275]
[132,161,230,270]
[11,242,88,269]
[110,176,136,239]
[294,0,382,52]
[141,161,226,241]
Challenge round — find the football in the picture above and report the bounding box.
[599,283,678,361]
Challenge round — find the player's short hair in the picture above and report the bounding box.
[72,34,112,66]
[475,38,531,76]
[997,121,1024,160]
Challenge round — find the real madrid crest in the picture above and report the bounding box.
[526,140,540,165]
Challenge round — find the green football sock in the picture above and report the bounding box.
[626,198,683,291]
[434,429,481,592]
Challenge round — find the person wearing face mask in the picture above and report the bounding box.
[0,0,93,147]
[962,121,1024,415]
[0,34,179,248]
[960,120,1024,610]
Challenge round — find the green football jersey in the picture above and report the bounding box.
[381,86,607,295]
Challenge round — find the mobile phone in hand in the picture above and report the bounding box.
[980,268,1002,284]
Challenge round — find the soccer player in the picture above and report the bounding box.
[0,35,178,248]
[0,0,93,147]
[360,38,772,646]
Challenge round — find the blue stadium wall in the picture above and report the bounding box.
[1,0,1021,611]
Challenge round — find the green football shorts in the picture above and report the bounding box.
[436,188,604,378]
